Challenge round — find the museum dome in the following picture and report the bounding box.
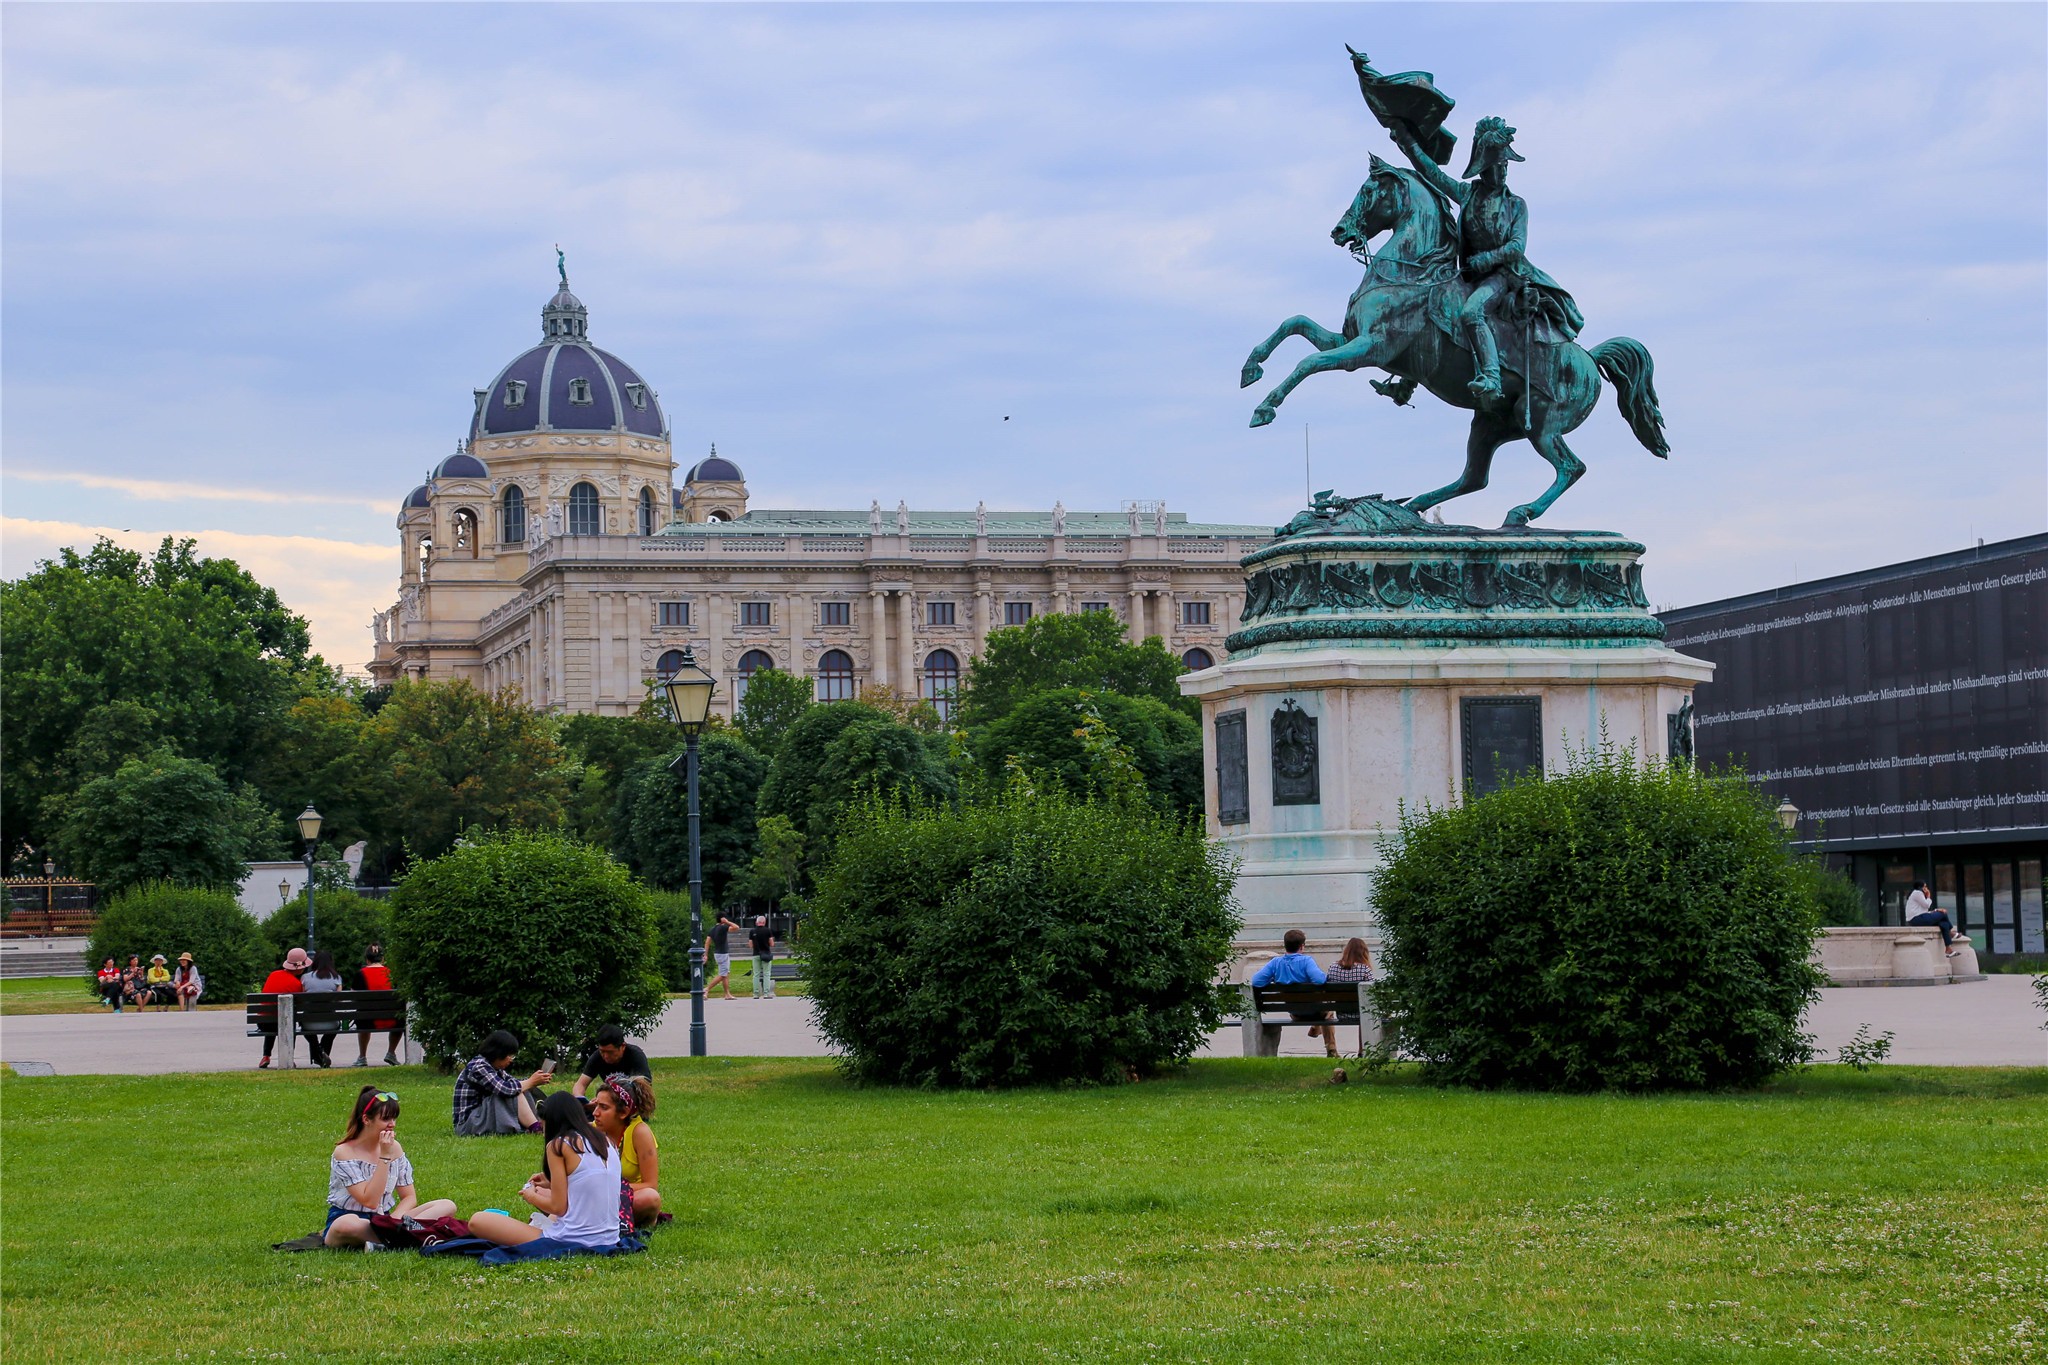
[470,271,668,442]
[401,484,431,511]
[686,453,744,483]
[433,450,489,480]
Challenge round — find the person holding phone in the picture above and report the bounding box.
[322,1086,456,1248]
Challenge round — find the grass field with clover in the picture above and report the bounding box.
[3,1059,2043,1363]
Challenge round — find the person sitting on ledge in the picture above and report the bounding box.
[1904,880,1965,957]
[144,955,174,1010]
[1250,929,1338,1058]
[452,1030,552,1136]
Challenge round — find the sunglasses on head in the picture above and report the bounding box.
[363,1090,399,1110]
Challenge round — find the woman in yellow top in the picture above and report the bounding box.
[144,955,174,1010]
[589,1074,660,1228]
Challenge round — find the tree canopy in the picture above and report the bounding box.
[954,611,1192,730]
[972,688,1201,812]
[54,750,271,896]
[759,703,957,865]
[734,667,814,756]
[365,679,569,860]
[610,733,770,903]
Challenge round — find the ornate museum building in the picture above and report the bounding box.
[367,274,1272,718]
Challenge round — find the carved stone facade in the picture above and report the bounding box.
[366,278,1270,712]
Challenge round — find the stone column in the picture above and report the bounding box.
[594,592,612,705]
[871,588,890,689]
[974,581,992,658]
[1129,588,1147,641]
[898,589,916,694]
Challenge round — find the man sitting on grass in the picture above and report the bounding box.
[1249,929,1338,1058]
[570,1024,651,1099]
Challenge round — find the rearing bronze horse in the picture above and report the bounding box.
[1240,155,1668,527]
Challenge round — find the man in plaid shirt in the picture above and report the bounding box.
[451,1029,552,1136]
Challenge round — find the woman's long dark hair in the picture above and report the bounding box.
[310,949,338,980]
[539,1089,612,1164]
[342,1085,400,1143]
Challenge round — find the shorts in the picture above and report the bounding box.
[712,953,732,974]
[326,1204,368,1229]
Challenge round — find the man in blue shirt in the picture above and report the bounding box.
[1249,929,1337,1056]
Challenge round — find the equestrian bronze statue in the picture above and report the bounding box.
[1242,48,1668,528]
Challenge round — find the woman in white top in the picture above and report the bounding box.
[324,1087,457,1248]
[467,1092,620,1249]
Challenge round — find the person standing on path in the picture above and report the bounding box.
[258,948,310,1068]
[353,944,403,1067]
[748,916,777,999]
[705,913,741,1000]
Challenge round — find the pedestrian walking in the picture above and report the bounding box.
[705,913,741,1000]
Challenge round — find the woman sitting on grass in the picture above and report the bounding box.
[451,1030,552,1135]
[467,1092,620,1251]
[589,1074,661,1227]
[323,1086,456,1248]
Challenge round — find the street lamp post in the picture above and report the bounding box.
[279,879,291,907]
[41,858,56,937]
[1776,800,1801,836]
[297,806,324,952]
[662,647,718,1059]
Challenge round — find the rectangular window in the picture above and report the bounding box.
[1182,601,1211,626]
[1080,601,1110,614]
[568,377,593,405]
[658,601,688,628]
[1461,696,1542,800]
[1991,862,2017,955]
[820,601,850,626]
[2020,859,2044,954]
[504,380,526,408]
[1963,863,1986,934]
[1216,711,1249,826]
[927,601,956,626]
[1004,602,1033,626]
[741,601,772,627]
[624,383,647,409]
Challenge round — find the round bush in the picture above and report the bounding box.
[386,832,667,1067]
[804,787,1239,1087]
[260,889,392,984]
[1372,747,1826,1091]
[87,882,271,997]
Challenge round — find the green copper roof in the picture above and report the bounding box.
[656,509,1271,538]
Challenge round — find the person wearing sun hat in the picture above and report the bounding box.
[257,948,311,1068]
[172,952,204,1011]
[144,954,173,1010]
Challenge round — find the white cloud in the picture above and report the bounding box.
[6,468,387,513]
[1,518,390,672]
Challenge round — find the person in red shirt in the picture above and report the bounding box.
[258,947,309,1069]
[354,943,404,1068]
[96,957,125,1013]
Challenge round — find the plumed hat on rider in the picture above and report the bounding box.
[1462,116,1525,177]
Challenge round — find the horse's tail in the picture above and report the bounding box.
[1589,337,1669,459]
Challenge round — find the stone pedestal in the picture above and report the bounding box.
[1179,513,1713,966]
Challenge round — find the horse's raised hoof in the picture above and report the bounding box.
[1249,405,1278,428]
[1240,361,1265,389]
[1503,506,1537,528]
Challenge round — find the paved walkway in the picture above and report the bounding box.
[3,977,2041,1076]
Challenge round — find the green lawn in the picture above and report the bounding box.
[4,1061,2044,1363]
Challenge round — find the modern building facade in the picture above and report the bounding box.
[367,274,1272,717]
[1658,534,2047,958]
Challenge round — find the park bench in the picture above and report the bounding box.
[245,991,420,1070]
[768,961,805,983]
[1239,981,1382,1057]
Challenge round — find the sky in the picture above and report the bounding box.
[4,2,2043,672]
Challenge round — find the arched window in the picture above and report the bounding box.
[816,649,856,702]
[656,649,686,680]
[1181,647,1215,671]
[501,485,526,543]
[638,486,657,537]
[735,649,776,705]
[452,508,478,558]
[706,509,731,523]
[568,481,602,536]
[921,649,960,722]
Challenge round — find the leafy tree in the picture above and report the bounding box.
[954,610,1192,730]
[610,733,769,902]
[387,831,666,1067]
[53,750,264,896]
[365,679,569,861]
[734,667,814,756]
[249,694,386,861]
[1371,745,1826,1092]
[760,704,957,862]
[804,785,1239,1087]
[733,814,805,910]
[261,889,392,983]
[1791,857,1871,926]
[89,882,272,997]
[1,536,321,862]
[555,703,683,849]
[854,683,943,732]
[972,688,1201,812]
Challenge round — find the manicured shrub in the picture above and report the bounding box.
[804,786,1239,1087]
[87,882,271,997]
[1790,857,1870,926]
[386,832,666,1067]
[260,889,392,984]
[1371,745,1825,1091]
